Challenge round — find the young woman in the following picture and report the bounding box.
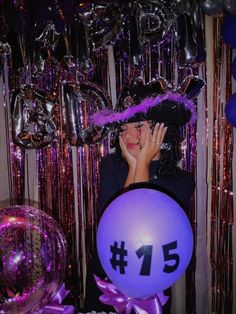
[98,120,195,218]
[84,77,196,313]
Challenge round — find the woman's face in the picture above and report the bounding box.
[119,120,151,157]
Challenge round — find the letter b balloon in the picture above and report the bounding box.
[97,186,193,299]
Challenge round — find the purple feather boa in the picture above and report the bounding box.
[91,92,196,126]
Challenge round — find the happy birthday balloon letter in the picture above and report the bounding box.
[96,186,193,312]
[0,205,67,314]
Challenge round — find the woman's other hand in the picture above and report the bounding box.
[119,135,137,167]
[136,123,168,165]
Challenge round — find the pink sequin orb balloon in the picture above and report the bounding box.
[0,205,67,314]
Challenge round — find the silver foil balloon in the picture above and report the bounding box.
[129,2,143,68]
[200,0,224,17]
[0,13,9,41]
[0,42,11,57]
[77,2,121,49]
[191,1,206,64]
[177,13,198,67]
[149,77,170,95]
[139,0,177,42]
[0,42,11,74]
[177,75,205,99]
[11,86,57,149]
[36,21,60,50]
[179,0,206,66]
[72,15,93,75]
[63,81,111,146]
[224,0,236,15]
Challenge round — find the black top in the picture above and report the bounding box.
[98,152,195,216]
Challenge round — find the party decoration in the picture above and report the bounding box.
[177,13,197,66]
[224,0,236,15]
[177,75,205,99]
[40,283,75,313]
[0,205,67,314]
[0,42,11,57]
[225,92,236,127]
[71,15,92,74]
[97,186,194,299]
[206,24,234,313]
[63,81,111,146]
[221,14,236,48]
[36,21,60,51]
[149,77,170,95]
[11,85,57,149]
[129,2,143,68]
[0,11,9,42]
[189,1,206,65]
[75,2,121,50]
[95,275,168,314]
[176,0,206,67]
[30,0,65,34]
[200,0,224,17]
[0,41,11,73]
[232,56,236,81]
[139,0,177,42]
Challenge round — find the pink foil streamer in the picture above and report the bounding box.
[208,18,233,314]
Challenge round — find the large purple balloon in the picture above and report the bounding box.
[232,56,236,81]
[97,187,193,299]
[0,206,67,314]
[225,92,236,127]
[222,15,236,48]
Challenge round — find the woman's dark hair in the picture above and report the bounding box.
[157,124,182,178]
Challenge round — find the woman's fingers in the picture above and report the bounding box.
[157,123,168,144]
[150,123,167,145]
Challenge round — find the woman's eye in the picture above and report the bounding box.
[135,124,143,129]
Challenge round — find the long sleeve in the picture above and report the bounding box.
[98,154,126,217]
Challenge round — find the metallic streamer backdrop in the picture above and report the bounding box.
[0,5,235,314]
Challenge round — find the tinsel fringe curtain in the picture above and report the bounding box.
[0,15,235,314]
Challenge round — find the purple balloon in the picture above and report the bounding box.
[0,206,67,314]
[224,0,236,15]
[222,15,236,48]
[97,187,193,299]
[232,56,236,80]
[225,92,236,127]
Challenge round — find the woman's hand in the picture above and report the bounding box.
[136,123,168,165]
[119,135,137,187]
[119,135,137,167]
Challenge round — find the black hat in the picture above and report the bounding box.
[92,76,202,127]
